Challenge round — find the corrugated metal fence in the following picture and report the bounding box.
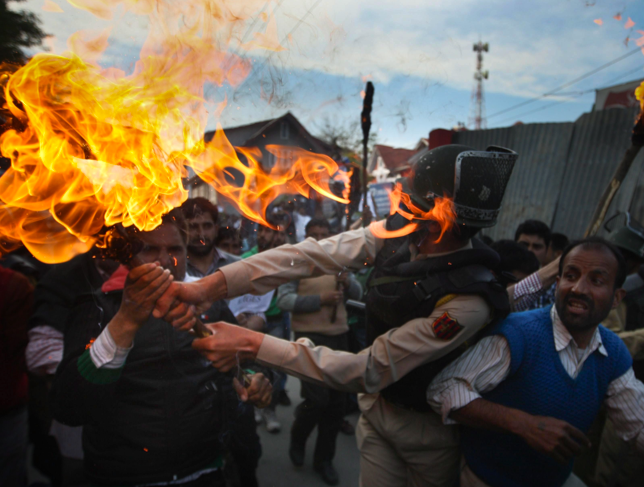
[452,107,644,240]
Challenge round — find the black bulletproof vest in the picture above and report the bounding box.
[365,229,510,411]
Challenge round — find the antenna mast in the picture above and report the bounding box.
[470,41,489,130]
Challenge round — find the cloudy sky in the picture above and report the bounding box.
[18,0,644,148]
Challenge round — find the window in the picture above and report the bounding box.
[280,121,290,140]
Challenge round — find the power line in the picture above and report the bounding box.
[494,63,644,125]
[231,0,324,98]
[487,46,643,120]
[495,97,579,126]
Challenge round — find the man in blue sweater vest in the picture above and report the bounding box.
[429,237,644,487]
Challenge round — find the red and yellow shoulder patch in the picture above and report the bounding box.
[432,312,463,340]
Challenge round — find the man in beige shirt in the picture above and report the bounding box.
[155,145,518,487]
[275,218,362,485]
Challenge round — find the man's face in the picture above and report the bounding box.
[306,225,330,242]
[555,246,624,334]
[217,237,240,256]
[256,225,276,252]
[136,224,187,281]
[517,234,548,266]
[271,226,287,248]
[187,212,218,257]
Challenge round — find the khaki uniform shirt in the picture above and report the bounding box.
[604,303,644,361]
[218,227,492,395]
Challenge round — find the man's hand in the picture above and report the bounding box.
[336,271,349,286]
[191,322,264,372]
[517,415,591,465]
[233,373,272,408]
[118,263,174,327]
[320,291,343,306]
[109,263,174,348]
[237,314,265,331]
[153,270,228,324]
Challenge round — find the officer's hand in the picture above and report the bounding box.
[153,271,228,322]
[336,271,349,286]
[118,263,174,327]
[234,373,272,408]
[191,322,264,372]
[519,415,591,465]
[320,291,343,306]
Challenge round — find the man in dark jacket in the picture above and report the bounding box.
[52,209,272,487]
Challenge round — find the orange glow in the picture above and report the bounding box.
[369,183,456,242]
[370,220,418,239]
[593,19,603,26]
[614,14,622,21]
[625,18,635,29]
[43,0,64,13]
[0,0,348,263]
[636,80,644,103]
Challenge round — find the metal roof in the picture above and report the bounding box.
[452,107,642,240]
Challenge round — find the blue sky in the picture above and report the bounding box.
[19,0,644,149]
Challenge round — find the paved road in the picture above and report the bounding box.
[255,378,361,487]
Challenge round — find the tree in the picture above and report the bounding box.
[0,0,46,64]
[315,116,378,158]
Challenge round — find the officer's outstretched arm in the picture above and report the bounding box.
[189,294,491,394]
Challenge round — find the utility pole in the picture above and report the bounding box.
[470,41,489,130]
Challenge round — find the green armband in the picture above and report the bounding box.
[77,349,124,385]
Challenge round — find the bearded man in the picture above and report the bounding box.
[182,197,239,279]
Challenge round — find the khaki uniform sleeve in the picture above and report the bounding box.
[603,303,627,334]
[618,329,644,360]
[256,294,492,393]
[220,227,379,298]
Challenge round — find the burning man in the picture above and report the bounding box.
[51,209,272,487]
[155,144,518,487]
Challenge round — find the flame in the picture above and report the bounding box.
[593,19,603,26]
[43,0,64,13]
[636,80,644,112]
[368,183,456,242]
[0,0,347,263]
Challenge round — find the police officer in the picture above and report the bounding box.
[156,144,518,487]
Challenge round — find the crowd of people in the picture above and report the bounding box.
[1,144,644,487]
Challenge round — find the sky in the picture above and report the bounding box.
[17,0,644,149]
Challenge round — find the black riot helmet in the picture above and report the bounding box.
[406,144,518,228]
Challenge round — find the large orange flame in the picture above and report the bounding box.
[0,0,347,263]
[369,183,456,242]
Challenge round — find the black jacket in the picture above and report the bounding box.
[52,289,238,486]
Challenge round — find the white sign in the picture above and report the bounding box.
[228,291,274,316]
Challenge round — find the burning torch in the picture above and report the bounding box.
[585,81,644,237]
[361,82,374,227]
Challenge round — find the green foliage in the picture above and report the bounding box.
[0,0,46,63]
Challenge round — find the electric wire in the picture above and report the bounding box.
[493,62,644,126]
[487,46,643,120]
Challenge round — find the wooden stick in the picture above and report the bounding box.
[584,145,642,237]
[584,112,644,237]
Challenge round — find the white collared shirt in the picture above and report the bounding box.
[428,307,644,454]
